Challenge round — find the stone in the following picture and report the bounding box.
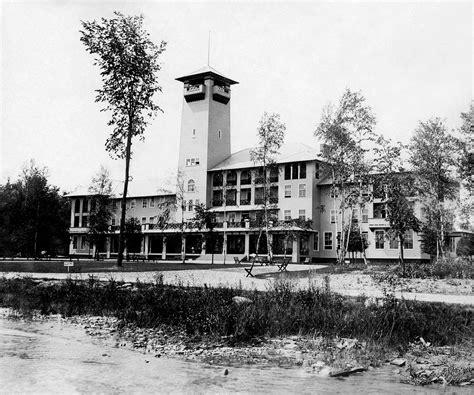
[329,367,367,378]
[390,358,406,367]
[232,296,253,305]
[223,368,229,376]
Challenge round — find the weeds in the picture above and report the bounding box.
[0,277,471,347]
[394,257,474,280]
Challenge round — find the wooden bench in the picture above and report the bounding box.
[277,257,291,272]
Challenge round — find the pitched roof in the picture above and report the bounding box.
[65,180,175,198]
[175,65,239,85]
[210,142,322,171]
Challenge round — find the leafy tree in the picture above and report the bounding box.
[80,12,167,267]
[250,112,286,260]
[346,223,369,264]
[87,166,113,260]
[456,235,474,259]
[456,104,473,231]
[124,217,142,256]
[315,89,376,264]
[385,177,421,274]
[409,118,459,259]
[0,161,69,257]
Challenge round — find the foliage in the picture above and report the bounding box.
[409,118,459,259]
[456,235,474,258]
[346,223,369,257]
[0,161,69,257]
[87,166,113,259]
[1,277,472,347]
[393,257,474,280]
[315,89,376,264]
[250,112,286,258]
[457,103,473,193]
[124,217,142,253]
[419,205,454,258]
[80,12,166,266]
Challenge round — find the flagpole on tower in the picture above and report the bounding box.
[207,30,210,66]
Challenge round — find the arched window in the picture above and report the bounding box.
[213,172,223,187]
[240,170,251,185]
[187,179,195,192]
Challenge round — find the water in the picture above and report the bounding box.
[0,318,464,394]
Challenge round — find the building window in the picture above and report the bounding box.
[142,198,147,208]
[330,209,337,223]
[218,130,222,139]
[188,199,193,211]
[112,200,117,210]
[111,218,116,226]
[228,213,235,223]
[149,217,154,224]
[315,162,320,179]
[299,184,306,198]
[298,209,306,220]
[362,209,369,223]
[240,189,251,205]
[285,185,291,198]
[74,199,81,214]
[72,236,78,249]
[150,197,154,208]
[195,199,200,207]
[131,199,136,209]
[299,163,306,179]
[192,128,196,138]
[324,232,333,250]
[213,172,223,186]
[292,164,298,179]
[240,170,251,185]
[188,179,195,192]
[313,232,319,251]
[186,158,200,167]
[352,210,359,223]
[374,203,386,219]
[375,230,385,249]
[404,230,414,249]
[389,233,398,249]
[284,210,291,220]
[80,236,87,250]
[141,217,146,225]
[362,232,368,244]
[183,200,186,211]
[284,164,291,180]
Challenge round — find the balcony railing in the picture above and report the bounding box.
[184,84,205,102]
[368,217,390,228]
[226,199,237,206]
[212,85,231,104]
[212,199,223,207]
[239,199,250,206]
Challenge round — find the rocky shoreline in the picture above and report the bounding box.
[3,308,472,387]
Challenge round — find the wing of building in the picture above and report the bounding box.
[67,65,449,263]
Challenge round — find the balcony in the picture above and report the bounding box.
[240,199,250,206]
[184,84,205,102]
[212,199,223,207]
[368,217,390,229]
[212,85,231,104]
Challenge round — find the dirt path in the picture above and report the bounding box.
[2,265,473,305]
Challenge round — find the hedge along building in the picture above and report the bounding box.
[67,65,431,263]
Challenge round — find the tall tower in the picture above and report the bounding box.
[176,66,238,216]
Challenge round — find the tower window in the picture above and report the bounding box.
[218,130,222,139]
[186,158,200,167]
[188,179,195,192]
[192,128,196,138]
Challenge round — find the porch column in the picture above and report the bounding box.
[70,199,75,227]
[162,236,167,260]
[292,239,300,263]
[106,236,111,259]
[143,234,149,257]
[244,233,250,258]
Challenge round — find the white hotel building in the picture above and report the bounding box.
[68,66,431,263]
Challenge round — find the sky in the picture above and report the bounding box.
[1,0,472,194]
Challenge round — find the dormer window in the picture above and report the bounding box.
[218,130,222,139]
